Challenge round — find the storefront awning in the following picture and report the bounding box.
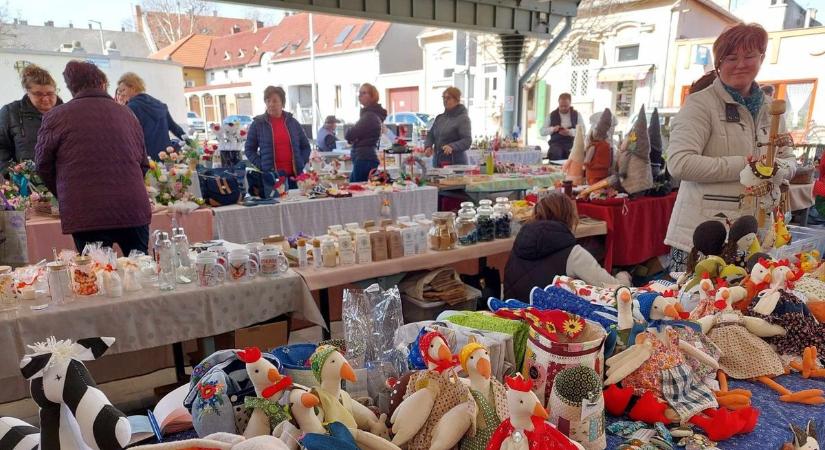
[597,65,654,83]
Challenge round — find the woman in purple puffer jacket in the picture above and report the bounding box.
[35,61,152,254]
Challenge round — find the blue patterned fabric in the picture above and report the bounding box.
[722,82,764,121]
[607,374,825,449]
[530,287,618,329]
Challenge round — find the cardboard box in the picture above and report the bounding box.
[234,320,289,350]
[386,227,404,259]
[370,230,388,261]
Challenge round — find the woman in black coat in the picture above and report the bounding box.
[346,83,387,182]
[0,64,62,172]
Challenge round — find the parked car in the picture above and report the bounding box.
[223,115,253,129]
[187,111,205,132]
[385,112,432,128]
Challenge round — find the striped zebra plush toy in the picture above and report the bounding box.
[14,336,131,450]
[0,416,40,449]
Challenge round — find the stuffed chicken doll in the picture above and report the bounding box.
[582,109,615,187]
[486,374,583,450]
[236,347,294,437]
[739,155,790,225]
[563,124,587,185]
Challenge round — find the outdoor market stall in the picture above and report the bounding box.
[465,148,544,166]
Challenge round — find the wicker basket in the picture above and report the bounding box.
[791,166,815,184]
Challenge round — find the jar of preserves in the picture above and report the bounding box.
[476,199,495,242]
[493,197,513,239]
[0,266,18,311]
[456,204,478,246]
[428,211,458,251]
[72,256,99,296]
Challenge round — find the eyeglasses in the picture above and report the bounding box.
[442,96,455,100]
[358,91,369,96]
[29,91,57,99]
[721,53,762,66]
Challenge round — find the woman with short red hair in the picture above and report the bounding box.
[664,23,796,271]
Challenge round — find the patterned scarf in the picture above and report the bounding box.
[723,82,764,121]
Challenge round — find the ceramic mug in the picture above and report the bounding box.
[245,242,261,259]
[207,245,229,269]
[259,248,289,276]
[195,253,226,287]
[230,248,259,266]
[228,254,259,281]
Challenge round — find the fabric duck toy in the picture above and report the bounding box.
[236,347,294,438]
[695,286,824,404]
[736,256,773,311]
[486,374,583,450]
[605,293,719,423]
[309,345,390,438]
[390,331,477,450]
[457,338,509,450]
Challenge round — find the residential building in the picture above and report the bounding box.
[666,25,825,140]
[730,0,819,31]
[2,20,151,57]
[150,34,214,88]
[531,0,739,141]
[183,12,424,134]
[134,5,264,51]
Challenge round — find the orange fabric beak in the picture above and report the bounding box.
[786,271,797,282]
[301,392,320,408]
[619,290,631,303]
[438,344,452,362]
[340,362,357,382]
[476,358,492,379]
[532,402,549,420]
[764,273,772,284]
[268,367,281,383]
[664,304,681,319]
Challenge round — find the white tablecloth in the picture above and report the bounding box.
[212,186,439,243]
[466,149,544,166]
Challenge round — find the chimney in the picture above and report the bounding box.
[232,25,241,34]
[88,23,93,29]
[256,20,264,29]
[805,8,817,27]
[45,20,54,27]
[68,21,73,28]
[13,18,17,25]
[134,5,144,34]
[121,26,125,32]
[213,10,218,17]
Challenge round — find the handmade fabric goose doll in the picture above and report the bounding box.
[236,347,293,437]
[390,331,477,450]
[457,339,509,450]
[486,374,583,450]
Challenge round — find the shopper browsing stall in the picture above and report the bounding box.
[665,23,795,271]
[425,87,472,167]
[0,65,63,171]
[245,86,311,189]
[504,191,630,301]
[316,115,339,152]
[117,72,186,161]
[35,61,151,254]
[346,83,387,182]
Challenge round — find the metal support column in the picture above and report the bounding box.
[500,34,526,137]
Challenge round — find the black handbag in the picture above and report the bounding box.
[200,169,242,206]
[246,169,281,199]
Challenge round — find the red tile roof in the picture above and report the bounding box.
[202,12,390,70]
[150,34,214,68]
[144,12,257,49]
[185,81,252,93]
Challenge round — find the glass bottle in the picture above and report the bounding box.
[172,225,193,284]
[428,211,457,251]
[476,199,495,242]
[456,202,478,246]
[493,197,513,239]
[156,232,177,291]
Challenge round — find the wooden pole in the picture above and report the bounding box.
[766,99,786,168]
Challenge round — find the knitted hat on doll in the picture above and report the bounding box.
[458,341,486,373]
[648,108,664,168]
[310,345,338,382]
[616,105,653,195]
[636,292,659,322]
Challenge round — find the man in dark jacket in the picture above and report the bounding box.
[316,115,339,151]
[540,93,580,161]
[346,83,387,182]
[0,64,63,172]
[36,61,151,254]
[117,72,186,160]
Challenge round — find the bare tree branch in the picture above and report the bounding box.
[141,0,209,48]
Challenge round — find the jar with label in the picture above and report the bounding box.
[0,266,18,311]
[456,204,478,246]
[321,238,338,268]
[72,256,100,296]
[493,197,513,239]
[428,211,457,251]
[476,199,495,242]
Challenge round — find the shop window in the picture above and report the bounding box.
[615,81,634,117]
[617,45,639,62]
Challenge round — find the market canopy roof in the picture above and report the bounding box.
[230,0,578,39]
[597,64,654,83]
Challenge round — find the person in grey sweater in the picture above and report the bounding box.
[425,87,472,167]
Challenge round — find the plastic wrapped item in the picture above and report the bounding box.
[428,211,457,251]
[72,255,99,296]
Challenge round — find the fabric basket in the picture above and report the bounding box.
[548,366,606,450]
[522,318,606,407]
[270,343,318,389]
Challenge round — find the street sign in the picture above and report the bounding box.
[578,40,600,60]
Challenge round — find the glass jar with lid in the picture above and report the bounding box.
[476,199,495,242]
[47,261,73,305]
[72,255,99,296]
[428,211,458,251]
[456,207,478,246]
[0,265,18,312]
[493,197,513,239]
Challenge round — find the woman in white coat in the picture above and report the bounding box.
[665,23,795,271]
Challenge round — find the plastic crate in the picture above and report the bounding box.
[401,284,481,323]
[769,225,825,261]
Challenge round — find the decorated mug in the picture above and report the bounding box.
[195,253,226,287]
[207,245,229,269]
[230,248,259,266]
[259,248,289,277]
[228,254,259,281]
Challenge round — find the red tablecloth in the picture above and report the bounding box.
[25,208,214,262]
[576,192,677,271]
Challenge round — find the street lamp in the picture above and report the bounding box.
[88,20,105,54]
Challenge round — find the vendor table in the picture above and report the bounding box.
[212,186,438,243]
[25,208,214,263]
[465,149,544,166]
[294,219,607,338]
[0,270,324,402]
[576,192,678,272]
